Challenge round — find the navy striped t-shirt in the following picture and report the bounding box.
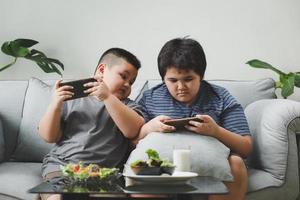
[138,80,250,136]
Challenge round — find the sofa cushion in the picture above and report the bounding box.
[145,78,276,108]
[247,168,282,192]
[0,162,42,200]
[13,78,54,162]
[0,117,4,162]
[246,167,298,200]
[125,131,233,181]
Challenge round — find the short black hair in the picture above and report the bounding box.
[157,38,206,79]
[98,47,141,70]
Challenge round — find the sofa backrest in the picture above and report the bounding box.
[0,78,276,162]
[129,80,148,101]
[144,78,277,108]
[0,80,29,160]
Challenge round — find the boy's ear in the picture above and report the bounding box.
[96,63,105,74]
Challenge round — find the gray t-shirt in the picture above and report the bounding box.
[42,96,141,177]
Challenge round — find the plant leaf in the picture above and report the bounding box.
[47,58,64,70]
[14,38,38,48]
[36,62,54,73]
[1,42,14,56]
[146,149,160,161]
[1,38,64,76]
[246,59,285,75]
[49,62,62,76]
[25,49,63,75]
[281,74,295,98]
[275,81,282,88]
[11,41,30,57]
[1,39,35,57]
[295,73,300,88]
[27,49,46,57]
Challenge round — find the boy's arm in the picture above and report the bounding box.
[132,124,149,144]
[39,103,63,143]
[132,116,176,144]
[38,81,73,143]
[103,94,145,139]
[214,127,252,158]
[85,76,144,139]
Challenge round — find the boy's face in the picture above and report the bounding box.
[96,60,138,100]
[164,67,201,105]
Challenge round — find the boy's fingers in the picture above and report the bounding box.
[158,115,172,122]
[188,120,203,127]
[62,95,73,101]
[161,124,176,132]
[196,114,210,122]
[185,125,198,133]
[60,91,74,96]
[84,86,97,94]
[94,75,103,82]
[55,80,62,89]
[196,114,205,119]
[84,81,99,87]
[57,85,73,92]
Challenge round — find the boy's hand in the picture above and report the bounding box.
[84,75,111,101]
[51,80,74,107]
[144,115,176,133]
[185,114,220,137]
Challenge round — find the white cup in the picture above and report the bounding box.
[173,148,191,172]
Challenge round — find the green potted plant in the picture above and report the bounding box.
[246,59,300,98]
[1,38,64,76]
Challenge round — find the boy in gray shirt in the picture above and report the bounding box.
[38,48,144,200]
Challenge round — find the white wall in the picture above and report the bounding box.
[1,0,300,100]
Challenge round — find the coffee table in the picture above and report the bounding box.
[28,176,227,200]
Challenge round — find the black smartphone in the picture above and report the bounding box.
[164,117,204,129]
[59,78,97,101]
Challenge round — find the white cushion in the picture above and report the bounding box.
[126,131,233,181]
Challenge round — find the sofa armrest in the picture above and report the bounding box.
[245,99,300,182]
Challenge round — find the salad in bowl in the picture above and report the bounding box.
[130,149,175,175]
[60,162,119,188]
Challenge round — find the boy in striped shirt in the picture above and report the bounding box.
[136,38,252,200]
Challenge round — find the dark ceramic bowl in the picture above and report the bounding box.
[131,166,162,175]
[161,166,175,175]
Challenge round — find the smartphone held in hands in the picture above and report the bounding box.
[59,78,97,101]
[164,117,203,129]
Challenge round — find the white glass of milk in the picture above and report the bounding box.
[173,146,191,172]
